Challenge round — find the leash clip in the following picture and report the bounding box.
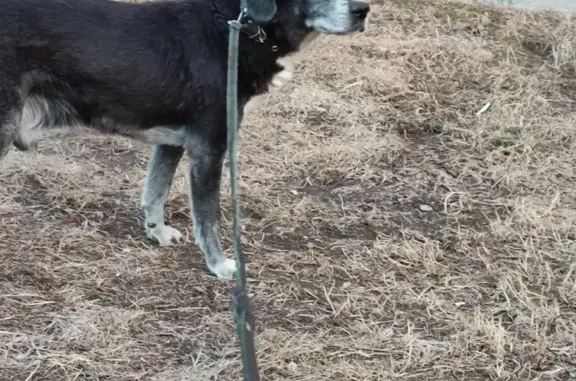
[237,7,247,22]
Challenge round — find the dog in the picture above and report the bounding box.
[0,0,370,279]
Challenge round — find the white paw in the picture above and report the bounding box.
[209,258,239,280]
[146,224,183,246]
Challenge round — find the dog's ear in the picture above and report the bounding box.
[244,0,277,23]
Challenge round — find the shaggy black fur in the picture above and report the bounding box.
[0,0,312,150]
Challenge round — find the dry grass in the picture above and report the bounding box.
[2,0,576,379]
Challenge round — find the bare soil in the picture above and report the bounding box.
[1,0,576,380]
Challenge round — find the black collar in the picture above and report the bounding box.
[238,13,279,52]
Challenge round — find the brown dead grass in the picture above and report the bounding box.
[2,0,576,379]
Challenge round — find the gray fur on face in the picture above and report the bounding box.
[304,0,363,33]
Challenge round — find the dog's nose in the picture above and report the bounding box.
[350,1,370,19]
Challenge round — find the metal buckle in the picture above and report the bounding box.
[239,17,278,52]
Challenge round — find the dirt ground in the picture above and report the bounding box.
[1,0,576,380]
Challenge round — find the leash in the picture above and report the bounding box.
[227,10,261,381]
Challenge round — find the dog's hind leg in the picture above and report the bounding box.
[0,124,16,159]
[141,144,185,246]
[186,137,237,279]
[0,87,20,159]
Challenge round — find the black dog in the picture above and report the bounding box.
[0,0,370,279]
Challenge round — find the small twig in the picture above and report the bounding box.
[476,101,492,116]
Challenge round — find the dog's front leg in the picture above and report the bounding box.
[141,144,185,246]
[186,140,237,279]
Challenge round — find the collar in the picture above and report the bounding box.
[238,13,279,52]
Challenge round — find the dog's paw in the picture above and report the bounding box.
[209,258,239,280]
[146,224,183,246]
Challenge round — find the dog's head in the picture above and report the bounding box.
[245,0,370,35]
